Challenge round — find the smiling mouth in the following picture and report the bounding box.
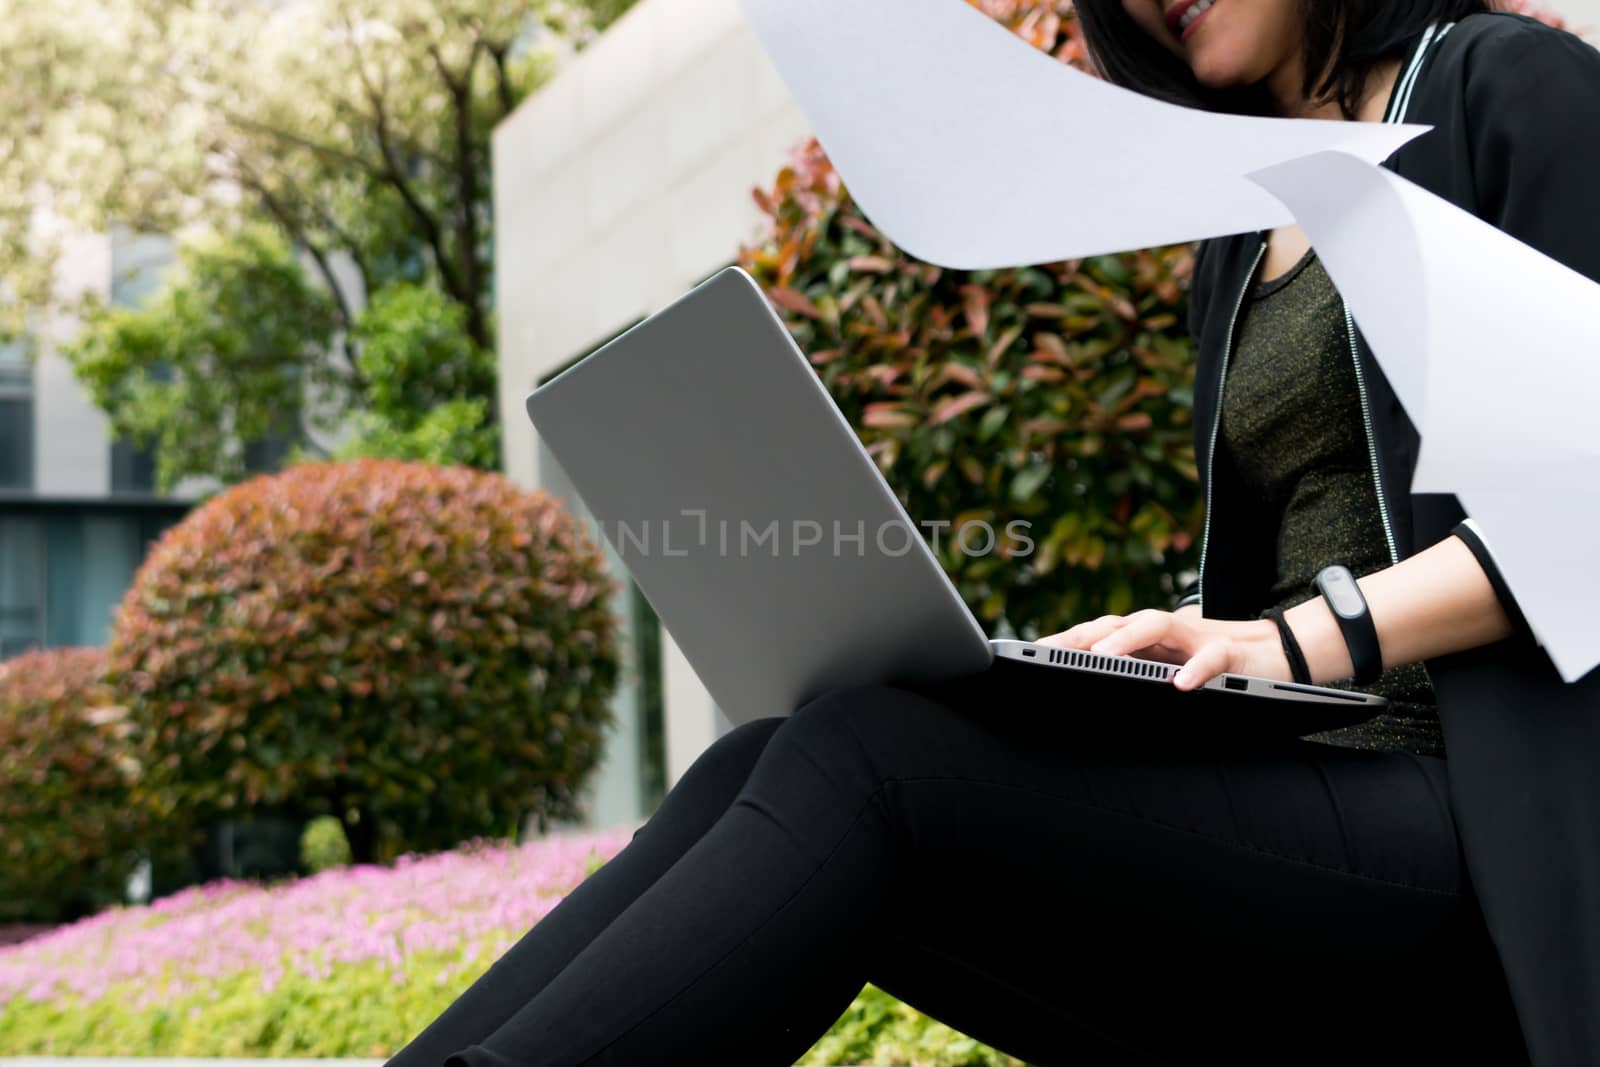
[1166,0,1216,40]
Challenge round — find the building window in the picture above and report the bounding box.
[0,397,31,492]
[243,433,294,475]
[0,506,185,656]
[0,340,32,491]
[43,513,141,647]
[0,516,44,658]
[110,438,158,494]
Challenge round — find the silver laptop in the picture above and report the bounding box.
[525,266,1386,727]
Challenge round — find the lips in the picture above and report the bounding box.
[1165,0,1216,41]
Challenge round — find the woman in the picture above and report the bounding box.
[386,3,1600,1064]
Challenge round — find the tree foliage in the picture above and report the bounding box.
[3,0,571,336]
[0,0,627,480]
[65,225,343,491]
[333,283,500,469]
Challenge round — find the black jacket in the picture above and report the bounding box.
[1176,14,1600,1064]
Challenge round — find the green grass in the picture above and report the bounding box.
[1,958,1029,1064]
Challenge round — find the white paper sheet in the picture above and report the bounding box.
[1246,151,1600,682]
[738,0,1428,268]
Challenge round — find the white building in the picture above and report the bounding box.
[501,0,1600,827]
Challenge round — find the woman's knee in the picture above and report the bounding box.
[768,682,948,787]
[679,715,786,790]
[722,685,932,859]
[792,681,953,737]
[630,716,785,843]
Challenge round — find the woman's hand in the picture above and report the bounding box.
[1036,609,1291,691]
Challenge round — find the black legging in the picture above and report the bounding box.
[384,678,1529,1067]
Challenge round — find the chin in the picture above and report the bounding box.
[1185,47,1261,91]
[1191,65,1253,90]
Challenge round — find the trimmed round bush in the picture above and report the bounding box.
[110,458,620,864]
[299,815,353,873]
[0,647,147,922]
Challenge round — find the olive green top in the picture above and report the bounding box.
[1219,247,1445,759]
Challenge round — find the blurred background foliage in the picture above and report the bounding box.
[0,647,148,924]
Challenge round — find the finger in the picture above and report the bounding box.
[1129,642,1192,667]
[1037,615,1126,650]
[1089,610,1190,658]
[1173,641,1231,691]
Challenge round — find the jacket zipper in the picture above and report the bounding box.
[1197,239,1267,613]
[1342,300,1401,566]
[1350,23,1433,570]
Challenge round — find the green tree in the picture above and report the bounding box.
[333,283,500,468]
[1,0,634,482]
[65,225,342,491]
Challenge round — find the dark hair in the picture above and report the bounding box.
[1073,0,1491,117]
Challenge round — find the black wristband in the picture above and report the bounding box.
[1313,564,1383,686]
[1259,605,1313,685]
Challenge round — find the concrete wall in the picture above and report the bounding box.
[492,0,1600,820]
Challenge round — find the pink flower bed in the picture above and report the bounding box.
[0,825,639,1012]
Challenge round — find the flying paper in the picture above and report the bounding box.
[738,0,1428,268]
[1248,152,1600,682]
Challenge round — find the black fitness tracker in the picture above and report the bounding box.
[1313,564,1383,686]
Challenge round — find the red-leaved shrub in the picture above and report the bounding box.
[0,647,147,921]
[110,459,620,864]
[738,0,1197,632]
